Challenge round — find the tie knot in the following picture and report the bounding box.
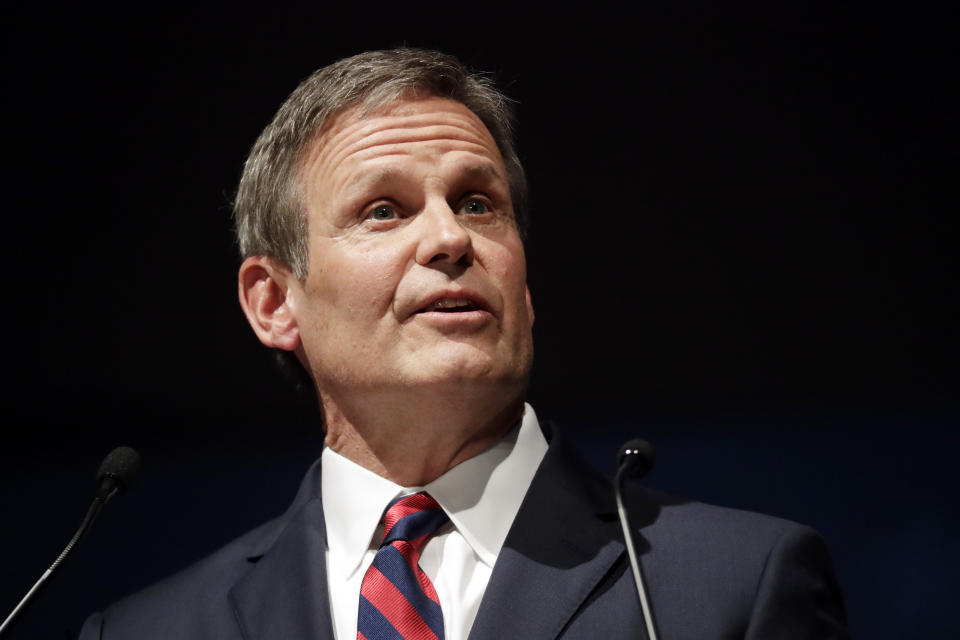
[381,492,449,547]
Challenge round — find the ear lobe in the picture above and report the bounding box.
[238,256,301,351]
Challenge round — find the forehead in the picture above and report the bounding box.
[302,97,506,184]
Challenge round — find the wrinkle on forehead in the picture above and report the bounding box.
[299,98,503,194]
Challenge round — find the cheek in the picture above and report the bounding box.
[487,240,527,291]
[312,243,406,317]
[480,240,530,323]
[525,286,535,326]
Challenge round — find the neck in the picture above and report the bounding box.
[319,386,526,486]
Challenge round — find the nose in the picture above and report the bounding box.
[414,199,475,267]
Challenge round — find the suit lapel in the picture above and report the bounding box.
[469,428,625,640]
[223,429,628,640]
[228,461,336,640]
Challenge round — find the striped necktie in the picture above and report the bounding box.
[358,492,449,640]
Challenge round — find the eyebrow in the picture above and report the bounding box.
[342,166,406,199]
[455,162,504,184]
[342,161,506,199]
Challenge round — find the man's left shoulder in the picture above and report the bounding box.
[639,486,826,558]
[627,486,849,638]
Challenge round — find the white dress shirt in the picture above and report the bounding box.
[321,403,548,640]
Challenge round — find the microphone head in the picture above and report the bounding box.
[616,439,655,479]
[96,446,142,494]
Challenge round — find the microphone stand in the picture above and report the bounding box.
[0,446,138,637]
[615,441,659,640]
[0,490,111,635]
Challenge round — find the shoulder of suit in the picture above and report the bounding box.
[626,483,820,562]
[94,511,289,631]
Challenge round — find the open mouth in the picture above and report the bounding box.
[420,298,481,313]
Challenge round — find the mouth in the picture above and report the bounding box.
[413,291,492,317]
[419,298,482,313]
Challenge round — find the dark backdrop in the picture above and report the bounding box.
[2,4,956,638]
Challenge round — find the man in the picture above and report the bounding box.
[80,49,848,639]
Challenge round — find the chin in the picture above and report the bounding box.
[411,360,497,386]
[401,349,530,394]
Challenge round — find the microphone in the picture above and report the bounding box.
[614,439,659,640]
[0,446,142,636]
[96,445,142,500]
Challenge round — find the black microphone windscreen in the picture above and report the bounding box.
[96,446,142,492]
[616,439,655,478]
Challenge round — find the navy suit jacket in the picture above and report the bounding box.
[79,426,848,638]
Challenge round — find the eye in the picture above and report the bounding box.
[459,198,489,215]
[366,204,398,221]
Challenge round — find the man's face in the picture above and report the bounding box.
[289,97,534,402]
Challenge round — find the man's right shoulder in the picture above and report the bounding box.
[78,514,285,640]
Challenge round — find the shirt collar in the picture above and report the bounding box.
[322,403,548,578]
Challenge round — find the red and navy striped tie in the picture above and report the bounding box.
[358,492,449,640]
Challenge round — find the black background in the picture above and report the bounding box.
[2,3,956,638]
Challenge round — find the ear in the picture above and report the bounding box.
[238,256,301,351]
[525,285,535,327]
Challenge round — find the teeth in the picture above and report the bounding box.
[430,298,473,310]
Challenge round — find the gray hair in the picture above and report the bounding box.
[234,48,528,278]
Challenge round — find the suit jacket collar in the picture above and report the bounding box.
[467,421,626,639]
[226,423,624,640]
[228,457,336,640]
